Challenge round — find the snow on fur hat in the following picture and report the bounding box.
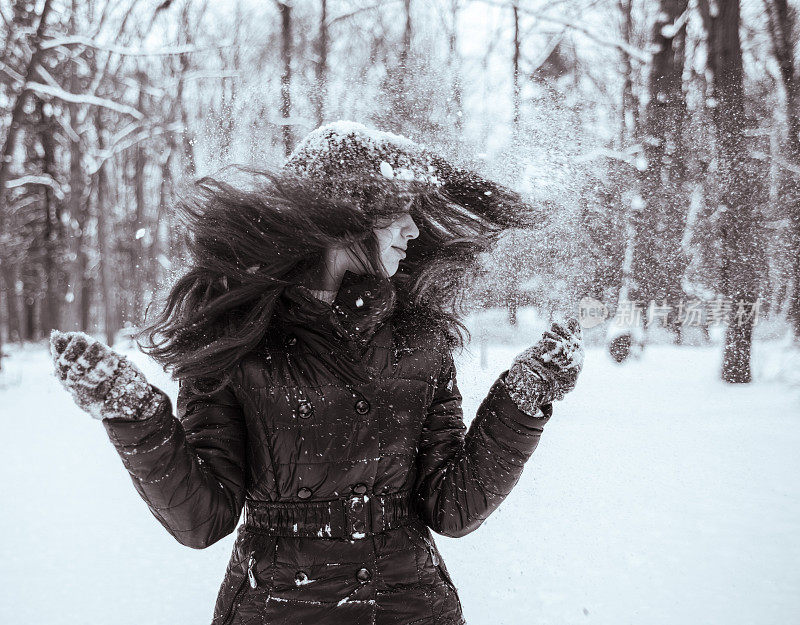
[284,121,531,228]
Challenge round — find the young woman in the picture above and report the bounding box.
[51,122,583,625]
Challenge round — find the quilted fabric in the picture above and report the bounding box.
[102,271,553,625]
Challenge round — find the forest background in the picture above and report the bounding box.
[1,0,799,383]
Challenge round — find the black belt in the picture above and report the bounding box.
[243,490,416,540]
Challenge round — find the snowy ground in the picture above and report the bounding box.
[1,312,798,625]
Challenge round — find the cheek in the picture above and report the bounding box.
[374,229,394,251]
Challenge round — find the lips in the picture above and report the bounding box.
[392,246,407,258]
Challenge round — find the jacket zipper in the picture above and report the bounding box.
[422,535,440,566]
[221,552,257,625]
[423,536,458,593]
[247,552,258,588]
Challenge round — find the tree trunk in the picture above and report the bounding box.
[702,0,760,382]
[0,0,54,216]
[67,92,90,332]
[315,0,328,127]
[618,0,638,145]
[177,4,196,176]
[402,0,412,68]
[94,109,117,346]
[132,71,148,326]
[765,0,800,339]
[512,3,521,137]
[279,1,293,156]
[36,98,62,337]
[0,1,54,345]
[153,147,173,290]
[613,0,646,347]
[448,0,463,133]
[634,0,689,340]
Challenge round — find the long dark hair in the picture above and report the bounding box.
[137,166,528,392]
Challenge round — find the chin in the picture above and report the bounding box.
[381,262,400,277]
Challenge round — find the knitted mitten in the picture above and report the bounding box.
[502,318,584,416]
[50,330,164,421]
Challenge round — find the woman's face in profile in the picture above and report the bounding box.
[372,212,420,276]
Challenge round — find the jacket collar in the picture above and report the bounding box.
[283,270,395,343]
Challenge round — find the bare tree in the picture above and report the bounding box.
[94,107,117,346]
[0,0,54,353]
[315,0,328,127]
[507,1,522,326]
[278,1,293,155]
[401,0,413,72]
[447,0,463,133]
[700,0,762,382]
[764,0,800,340]
[0,0,54,210]
[177,2,197,175]
[36,97,63,337]
[512,2,521,142]
[633,0,689,341]
[67,3,89,333]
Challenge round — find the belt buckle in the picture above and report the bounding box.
[346,494,370,540]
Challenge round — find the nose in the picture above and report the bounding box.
[401,213,419,240]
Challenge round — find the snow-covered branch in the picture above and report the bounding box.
[535,14,650,63]
[0,59,24,84]
[0,4,11,31]
[474,0,651,63]
[661,8,690,39]
[327,0,403,27]
[6,174,65,199]
[575,145,647,170]
[87,122,185,174]
[25,82,144,120]
[751,150,800,176]
[40,35,231,57]
[35,63,64,91]
[528,31,566,74]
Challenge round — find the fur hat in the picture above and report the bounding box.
[284,121,531,226]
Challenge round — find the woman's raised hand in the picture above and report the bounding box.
[502,318,585,416]
[50,330,162,421]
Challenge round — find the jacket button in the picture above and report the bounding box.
[295,571,309,584]
[352,483,368,495]
[356,568,371,583]
[354,399,370,415]
[297,487,312,499]
[287,336,297,346]
[297,401,314,418]
[351,499,364,512]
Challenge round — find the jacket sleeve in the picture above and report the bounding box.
[101,378,248,549]
[414,350,553,538]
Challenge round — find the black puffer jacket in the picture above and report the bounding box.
[102,271,552,625]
